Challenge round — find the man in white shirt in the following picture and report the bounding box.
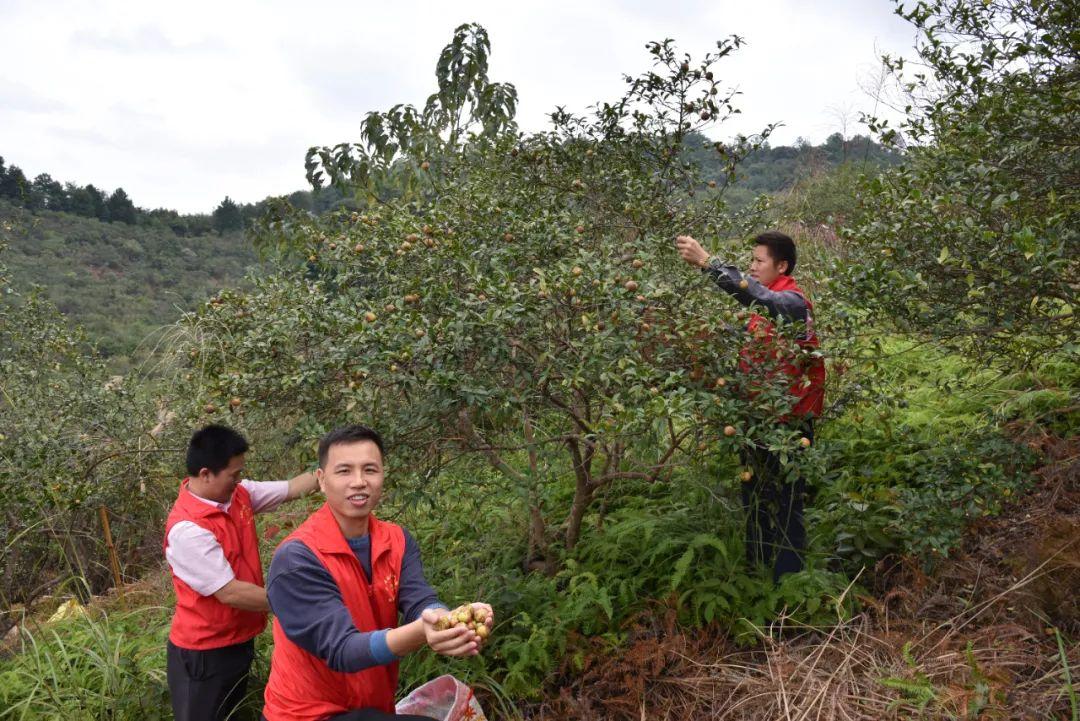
[164,424,318,721]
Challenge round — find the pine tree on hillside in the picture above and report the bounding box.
[212,196,243,234]
[32,174,67,210]
[0,162,28,203]
[106,187,137,224]
[86,184,108,221]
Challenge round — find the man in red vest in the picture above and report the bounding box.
[262,424,491,721]
[676,231,826,581]
[165,424,319,721]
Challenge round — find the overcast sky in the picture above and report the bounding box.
[1,0,915,214]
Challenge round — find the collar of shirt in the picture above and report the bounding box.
[187,479,251,513]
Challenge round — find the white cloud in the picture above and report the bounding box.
[0,0,914,213]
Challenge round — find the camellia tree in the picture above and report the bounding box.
[850,0,1077,364]
[0,240,169,617]
[178,26,827,571]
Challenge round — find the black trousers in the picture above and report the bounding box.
[168,638,255,721]
[739,421,813,582]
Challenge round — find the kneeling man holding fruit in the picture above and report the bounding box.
[262,424,493,721]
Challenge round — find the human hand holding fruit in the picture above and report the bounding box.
[422,602,494,657]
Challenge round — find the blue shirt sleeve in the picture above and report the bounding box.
[266,540,397,672]
[399,529,447,623]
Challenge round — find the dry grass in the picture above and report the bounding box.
[529,432,1079,721]
[531,592,1077,720]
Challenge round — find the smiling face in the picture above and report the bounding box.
[748,244,788,287]
[191,453,245,503]
[317,439,385,538]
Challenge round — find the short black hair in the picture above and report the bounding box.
[753,231,797,275]
[186,424,249,476]
[318,424,386,469]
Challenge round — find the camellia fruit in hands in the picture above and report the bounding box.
[433,603,492,643]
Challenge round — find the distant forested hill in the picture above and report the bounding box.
[0,199,258,369]
[0,154,351,234]
[687,131,901,206]
[0,155,357,370]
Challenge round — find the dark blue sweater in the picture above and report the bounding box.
[266,528,445,672]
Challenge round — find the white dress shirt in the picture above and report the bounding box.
[165,479,289,596]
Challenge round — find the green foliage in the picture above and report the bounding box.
[0,133,895,368]
[29,173,65,212]
[848,0,1078,363]
[194,21,889,687]
[0,153,272,232]
[182,32,835,588]
[212,196,244,234]
[0,157,29,205]
[388,459,856,700]
[305,23,517,202]
[0,236,191,612]
[880,644,938,713]
[0,17,1064,718]
[776,161,876,229]
[0,199,258,368]
[0,608,171,720]
[165,25,1042,700]
[811,338,1040,570]
[567,492,855,638]
[686,132,900,210]
[105,188,137,225]
[878,639,1023,717]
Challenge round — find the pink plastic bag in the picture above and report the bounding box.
[395,674,488,721]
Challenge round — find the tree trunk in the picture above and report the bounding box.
[565,436,595,552]
[565,476,593,552]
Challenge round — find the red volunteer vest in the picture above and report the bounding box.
[164,481,267,649]
[262,505,406,721]
[738,274,826,418]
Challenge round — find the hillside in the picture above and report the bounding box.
[687,131,901,207]
[0,199,259,369]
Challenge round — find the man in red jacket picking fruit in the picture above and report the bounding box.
[676,231,826,582]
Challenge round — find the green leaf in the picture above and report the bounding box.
[670,547,696,591]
